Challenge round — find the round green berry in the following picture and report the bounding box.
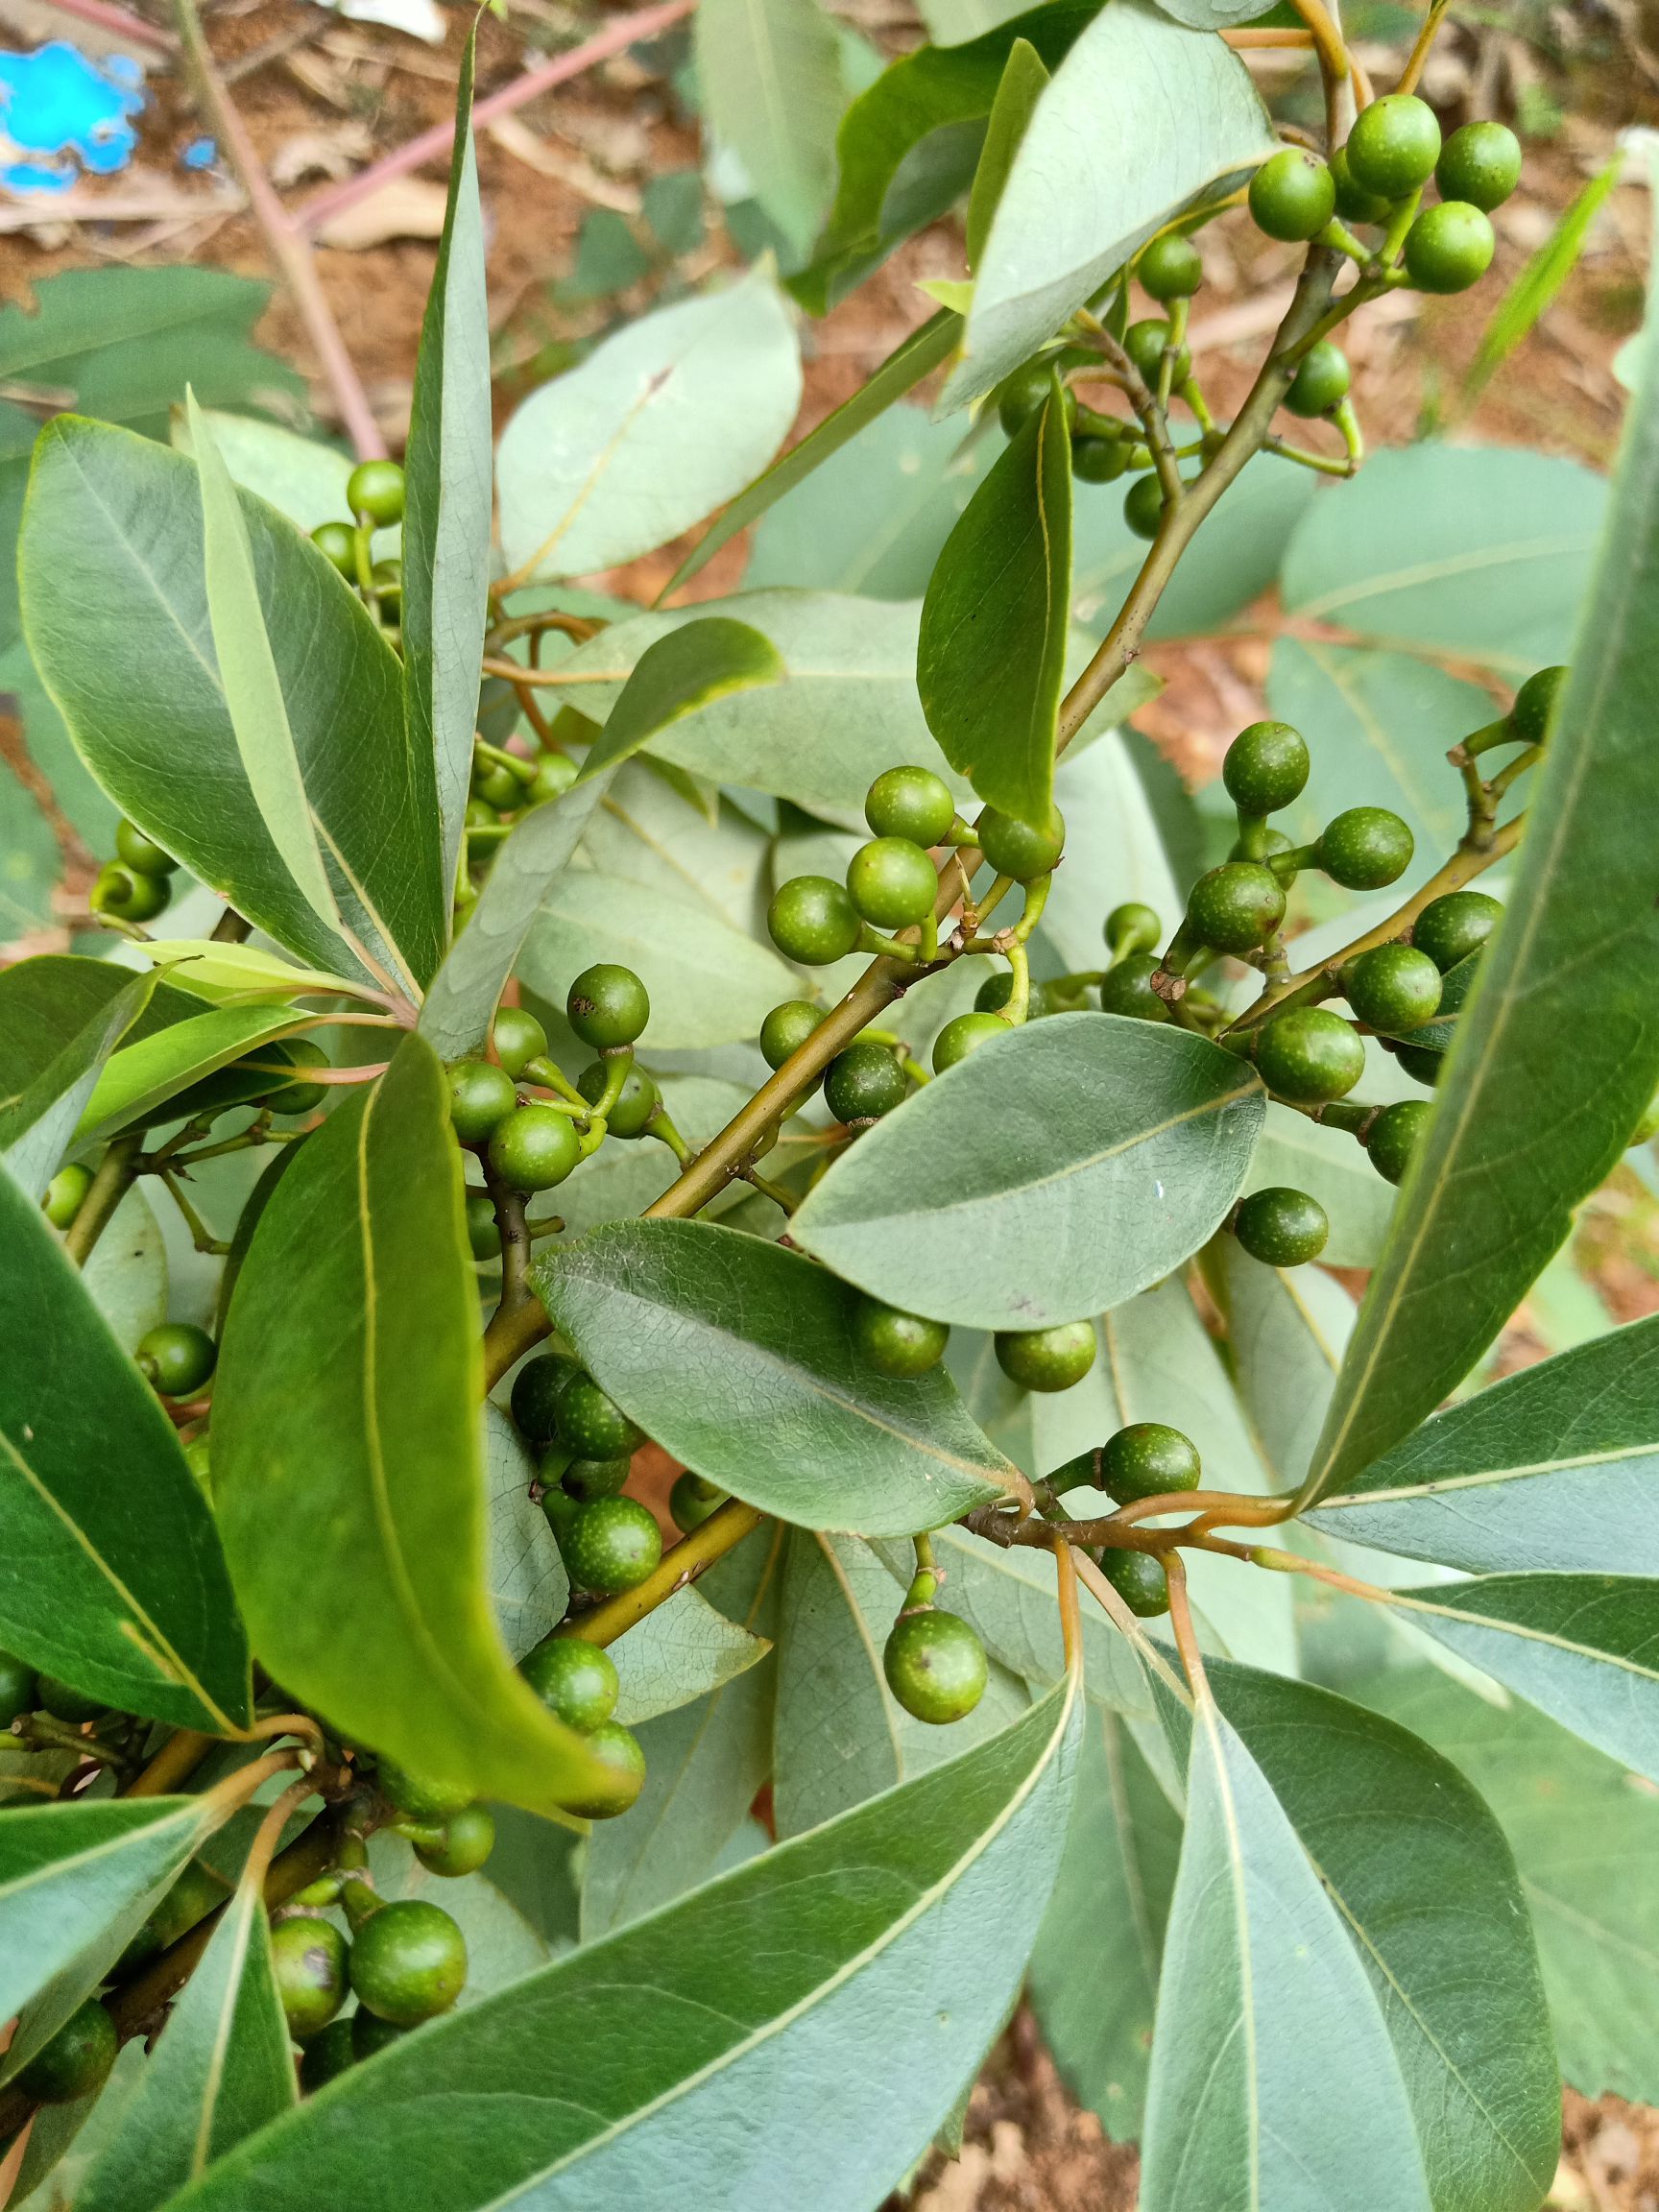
[973,805,1065,880]
[883,1608,988,1724]
[1344,93,1441,202]
[670,1473,727,1533]
[488,1104,582,1193]
[1435,120,1521,211]
[1249,147,1335,242]
[1317,806,1414,890]
[465,798,498,830]
[1393,1042,1445,1089]
[768,876,861,965]
[563,1720,647,1818]
[995,1319,1097,1393]
[472,760,520,811]
[931,1010,1010,1073]
[115,818,178,877]
[1105,902,1163,958]
[446,1058,518,1144]
[1123,471,1168,541]
[413,1803,496,1879]
[564,1496,661,1596]
[1139,229,1203,300]
[852,1294,950,1379]
[1071,434,1127,483]
[347,459,406,527]
[1368,1098,1433,1185]
[521,1634,619,1732]
[1101,1548,1169,1618]
[567,964,648,1050]
[847,835,939,929]
[465,1190,501,1261]
[1285,341,1351,419]
[136,1322,216,1400]
[1343,943,1442,1033]
[262,1038,329,1117]
[1509,664,1569,746]
[1187,862,1286,955]
[1404,202,1494,294]
[1330,144,1392,225]
[271,1914,349,2038]
[311,520,357,577]
[996,359,1071,439]
[42,1163,92,1229]
[376,1762,472,1822]
[351,2010,408,2061]
[1124,318,1190,387]
[349,1899,466,2026]
[1413,890,1502,972]
[301,2015,356,2091]
[865,765,956,847]
[0,1648,37,1727]
[555,1377,643,1460]
[1098,954,1171,1022]
[975,970,1015,1013]
[760,999,825,1070]
[16,2001,117,2105]
[561,1453,633,1503]
[91,861,170,924]
[510,1352,580,1443]
[576,1060,659,1138]
[1233,1186,1329,1268]
[1102,1422,1201,1503]
[1256,1007,1365,1103]
[491,1006,547,1079]
[528,753,578,806]
[370,558,402,613]
[37,1674,105,1722]
[826,1040,907,1122]
[1222,721,1310,815]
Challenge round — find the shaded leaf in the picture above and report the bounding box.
[695,0,845,256]
[578,617,783,781]
[0,956,154,1200]
[83,1185,168,1354]
[75,1002,311,1148]
[483,1406,568,1663]
[966,37,1047,269]
[611,1582,772,1727]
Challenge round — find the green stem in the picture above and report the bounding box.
[63,1132,143,1266]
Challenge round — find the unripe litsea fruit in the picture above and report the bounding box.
[865,765,956,847]
[347,458,406,526]
[270,1914,349,2038]
[883,1609,988,1724]
[1435,120,1522,211]
[1509,664,1569,746]
[1255,1008,1365,1103]
[1102,1422,1201,1503]
[995,1320,1097,1393]
[1368,1098,1434,1185]
[1186,863,1286,955]
[759,999,825,1070]
[846,836,939,929]
[1404,203,1495,295]
[768,876,861,965]
[136,1322,216,1400]
[1316,806,1413,890]
[564,1497,662,1595]
[1222,721,1310,815]
[446,1058,517,1144]
[1284,342,1350,420]
[491,1005,547,1078]
[974,805,1065,880]
[1138,229,1203,300]
[1102,1549,1170,1618]
[567,964,649,1049]
[1343,943,1443,1033]
[1413,890,1502,973]
[15,2001,117,2104]
[826,1041,907,1121]
[1249,148,1335,242]
[852,1294,950,1379]
[520,1635,619,1733]
[414,1803,496,1879]
[1233,1186,1329,1268]
[932,1011,1010,1072]
[1098,955,1170,1022]
[1343,93,1441,202]
[670,1472,727,1533]
[563,1720,647,1818]
[349,1900,467,2026]
[488,1104,581,1192]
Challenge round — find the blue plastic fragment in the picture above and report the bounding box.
[0,40,144,197]
[180,134,217,170]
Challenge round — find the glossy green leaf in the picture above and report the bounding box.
[484,1406,568,1663]
[611,1582,772,1727]
[167,1670,1080,2212]
[695,0,845,256]
[402,29,493,894]
[496,269,801,586]
[966,37,1047,268]
[20,420,443,994]
[578,617,783,781]
[133,940,376,1006]
[168,409,359,540]
[1207,1236,1354,1490]
[536,1219,1015,1537]
[946,1,1274,409]
[211,1033,609,1815]
[75,1002,311,1148]
[83,1186,168,1355]
[1305,263,1659,1506]
[8,2040,147,2212]
[1308,1317,1659,1575]
[792,1014,1264,1329]
[0,1171,249,1730]
[1141,1689,1431,2212]
[0,956,154,1200]
[918,378,1071,824]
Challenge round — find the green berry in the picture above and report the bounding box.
[1098,954,1171,1022]
[42,1163,92,1229]
[1404,202,1494,294]
[1233,1187,1329,1268]
[759,999,825,1070]
[510,1352,581,1443]
[852,1295,950,1379]
[91,861,170,923]
[491,1006,547,1079]
[996,359,1072,439]
[136,1322,216,1399]
[1105,902,1163,958]
[576,1060,659,1138]
[473,760,520,811]
[1187,862,1286,955]
[262,1038,328,1117]
[560,1453,633,1503]
[413,1803,495,1879]
[446,1058,518,1144]
[1102,1422,1201,1503]
[1222,721,1310,815]
[975,970,1015,1013]
[1124,318,1190,387]
[311,520,357,576]
[1509,665,1569,746]
[768,876,861,965]
[1071,434,1128,483]
[931,1011,1010,1073]
[270,1914,349,2038]
[528,755,578,806]
[1138,230,1203,300]
[487,1104,582,1193]
[465,1190,500,1261]
[1249,147,1335,242]
[567,964,649,1049]
[564,1496,661,1595]
[1368,1098,1433,1185]
[846,836,938,929]
[350,2010,408,2060]
[1256,1007,1365,1103]
[563,1719,647,1819]
[865,765,956,847]
[301,2015,356,2090]
[1285,341,1351,419]
[1317,806,1414,889]
[347,459,405,527]
[115,818,178,877]
[465,798,498,830]
[1393,1042,1445,1089]
[1330,144,1392,225]
[376,1763,472,1822]
[1413,890,1502,972]
[0,1647,36,1726]
[349,1899,466,2026]
[1123,471,1168,541]
[521,1635,619,1732]
[554,1377,643,1460]
[883,1608,988,1724]
[670,1473,727,1533]
[15,2001,117,2104]
[1343,943,1442,1033]
[1435,120,1521,211]
[370,558,402,613]
[995,1319,1097,1393]
[37,1674,105,1722]
[826,1040,907,1122]
[1344,93,1441,202]
[1101,1548,1169,1618]
[973,805,1065,880]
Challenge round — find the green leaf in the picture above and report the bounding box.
[0,956,155,1200]
[966,37,1047,269]
[496,269,801,586]
[163,1672,1080,2212]
[76,1859,292,2212]
[665,311,962,594]
[0,1171,249,1731]
[578,617,784,781]
[1303,267,1659,1504]
[917,377,1071,824]
[1464,156,1624,408]
[1207,1236,1355,1490]
[1140,1690,1432,2212]
[1203,1661,1560,2210]
[8,2040,146,2212]
[945,1,1274,410]
[75,1002,312,1149]
[535,1219,1015,1537]
[695,0,846,256]
[483,1406,568,1662]
[611,1582,772,1727]
[168,410,358,539]
[402,29,493,894]
[211,1033,610,1815]
[84,1187,169,1356]
[791,1014,1264,1329]
[132,941,376,1006]
[20,421,444,994]
[1307,1317,1659,1575]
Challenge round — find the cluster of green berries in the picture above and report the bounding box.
[511,1350,662,1592]
[90,816,180,927]
[518,1634,646,1818]
[848,1287,1097,1401]
[309,459,406,621]
[767,766,959,968]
